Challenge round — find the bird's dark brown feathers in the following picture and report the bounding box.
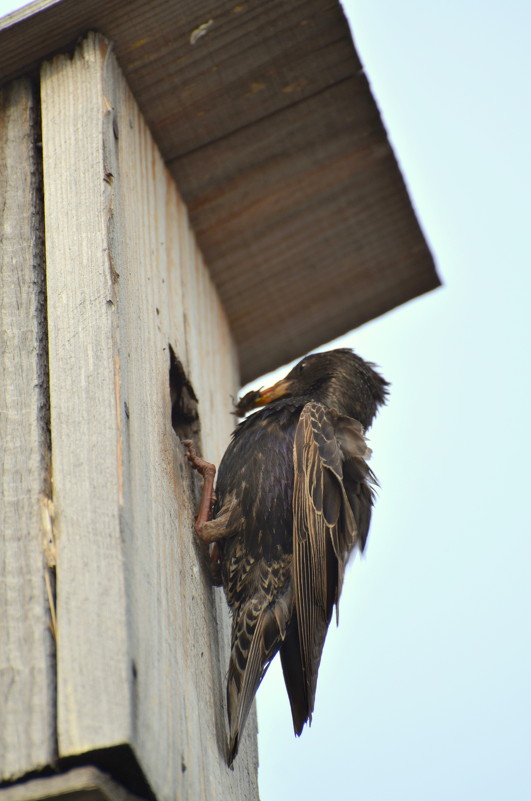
[209,348,388,764]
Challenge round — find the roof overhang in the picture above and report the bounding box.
[0,0,440,383]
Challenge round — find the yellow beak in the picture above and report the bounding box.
[234,378,293,416]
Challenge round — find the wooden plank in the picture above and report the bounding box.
[0,767,146,801]
[102,35,259,799]
[40,32,258,799]
[40,37,131,754]
[0,0,354,158]
[0,78,55,780]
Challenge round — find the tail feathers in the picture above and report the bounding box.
[227,588,292,765]
[281,533,338,736]
[279,615,312,735]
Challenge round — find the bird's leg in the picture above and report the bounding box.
[182,440,217,536]
[182,440,222,584]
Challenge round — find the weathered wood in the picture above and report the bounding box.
[0,0,440,384]
[40,33,258,800]
[0,78,55,780]
[105,37,259,800]
[41,37,131,756]
[0,767,145,801]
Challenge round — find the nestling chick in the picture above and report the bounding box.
[185,348,388,765]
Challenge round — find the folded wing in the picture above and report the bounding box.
[287,401,375,727]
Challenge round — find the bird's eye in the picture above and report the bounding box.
[298,360,307,373]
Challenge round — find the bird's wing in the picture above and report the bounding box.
[226,553,292,765]
[292,401,374,718]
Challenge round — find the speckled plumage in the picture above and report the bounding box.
[193,348,388,764]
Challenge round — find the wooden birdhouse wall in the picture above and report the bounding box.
[0,32,258,801]
[0,76,54,784]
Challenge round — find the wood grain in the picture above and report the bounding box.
[0,0,440,384]
[41,36,132,754]
[40,33,258,800]
[0,78,55,781]
[106,37,259,800]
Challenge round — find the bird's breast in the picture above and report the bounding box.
[216,409,298,561]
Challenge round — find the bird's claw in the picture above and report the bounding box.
[182,439,213,478]
[182,438,197,463]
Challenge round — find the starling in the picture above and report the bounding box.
[185,348,388,765]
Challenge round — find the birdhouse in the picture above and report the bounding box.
[0,2,439,800]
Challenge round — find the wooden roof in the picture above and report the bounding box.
[0,0,440,383]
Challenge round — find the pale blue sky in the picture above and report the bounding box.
[255,3,531,800]
[2,1,529,799]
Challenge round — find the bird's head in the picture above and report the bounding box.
[234,348,389,429]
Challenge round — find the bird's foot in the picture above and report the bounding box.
[182,439,221,583]
[182,439,216,480]
[182,440,217,531]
